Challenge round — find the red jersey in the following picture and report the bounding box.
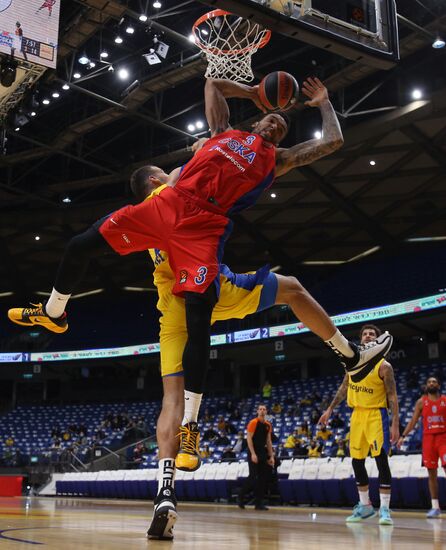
[176,129,276,215]
[422,395,446,434]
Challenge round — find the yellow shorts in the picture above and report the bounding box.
[349,407,390,459]
[159,265,277,377]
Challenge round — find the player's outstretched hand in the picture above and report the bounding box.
[318,409,331,427]
[302,77,329,107]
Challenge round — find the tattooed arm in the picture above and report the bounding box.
[319,373,349,426]
[380,360,400,444]
[275,78,344,177]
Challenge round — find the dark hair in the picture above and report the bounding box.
[129,165,160,202]
[359,324,382,339]
[426,376,441,385]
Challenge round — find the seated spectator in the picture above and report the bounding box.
[216,431,230,446]
[300,395,313,406]
[217,416,226,432]
[221,447,236,461]
[203,427,218,441]
[284,430,299,449]
[335,439,347,458]
[297,422,309,436]
[51,426,61,439]
[201,445,212,459]
[262,380,272,399]
[5,436,14,447]
[293,441,308,458]
[225,420,237,435]
[132,442,148,467]
[316,426,332,441]
[203,408,214,423]
[230,408,241,421]
[136,416,149,438]
[310,409,321,425]
[271,402,282,414]
[232,431,247,454]
[79,432,88,445]
[307,439,322,458]
[330,413,345,429]
[62,431,71,442]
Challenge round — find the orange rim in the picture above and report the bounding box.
[192,9,271,55]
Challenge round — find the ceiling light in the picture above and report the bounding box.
[187,123,196,132]
[153,1,162,8]
[52,92,60,98]
[202,29,209,36]
[114,36,123,44]
[89,61,96,69]
[188,33,196,43]
[314,130,322,139]
[73,72,81,79]
[100,51,109,58]
[14,127,20,132]
[30,111,36,117]
[62,196,71,203]
[35,235,40,241]
[62,83,70,90]
[78,54,89,65]
[369,160,376,166]
[270,192,277,198]
[432,36,445,49]
[126,25,135,34]
[195,120,204,129]
[42,98,50,105]
[139,14,148,22]
[118,68,129,80]
[411,89,422,100]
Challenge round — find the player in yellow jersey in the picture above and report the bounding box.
[319,324,399,526]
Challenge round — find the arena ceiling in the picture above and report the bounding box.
[0,0,446,299]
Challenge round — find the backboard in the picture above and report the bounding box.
[197,0,399,69]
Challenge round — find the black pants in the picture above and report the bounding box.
[239,458,271,506]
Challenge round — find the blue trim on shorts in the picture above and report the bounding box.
[380,408,390,454]
[214,219,234,298]
[163,371,184,378]
[257,272,278,312]
[219,263,270,291]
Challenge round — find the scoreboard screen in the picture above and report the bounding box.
[0,0,60,68]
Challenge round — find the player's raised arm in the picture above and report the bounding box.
[275,77,344,177]
[204,79,264,137]
[397,397,423,449]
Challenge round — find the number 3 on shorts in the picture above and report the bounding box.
[194,266,208,285]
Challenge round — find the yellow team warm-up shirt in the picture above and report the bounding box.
[347,359,387,409]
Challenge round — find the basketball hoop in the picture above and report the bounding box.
[192,9,271,82]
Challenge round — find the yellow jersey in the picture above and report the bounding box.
[347,359,387,409]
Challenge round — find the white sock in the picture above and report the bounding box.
[325,330,355,358]
[359,489,370,505]
[157,458,175,493]
[380,492,391,509]
[182,390,202,425]
[45,288,71,318]
[432,498,439,510]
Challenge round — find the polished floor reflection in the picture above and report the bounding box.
[0,497,444,549]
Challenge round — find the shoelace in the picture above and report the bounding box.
[176,425,199,454]
[23,302,44,316]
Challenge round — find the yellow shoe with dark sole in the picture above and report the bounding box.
[175,422,201,472]
[8,303,68,334]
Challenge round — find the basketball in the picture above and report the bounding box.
[258,71,299,112]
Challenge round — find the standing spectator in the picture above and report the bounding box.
[316,425,333,441]
[5,435,14,447]
[217,416,226,432]
[238,404,274,511]
[233,431,247,454]
[262,381,272,399]
[271,403,282,414]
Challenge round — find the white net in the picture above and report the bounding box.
[193,10,271,82]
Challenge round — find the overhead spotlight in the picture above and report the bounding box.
[314,130,322,139]
[108,65,114,72]
[270,192,277,198]
[188,33,196,43]
[89,61,96,69]
[432,36,445,49]
[126,25,135,34]
[369,160,376,166]
[118,68,129,80]
[195,120,204,129]
[30,111,36,117]
[62,83,70,90]
[187,123,196,132]
[78,53,89,65]
[202,29,209,36]
[42,98,50,105]
[14,127,20,132]
[139,14,148,22]
[114,35,123,44]
[0,57,18,87]
[62,196,71,203]
[153,1,162,8]
[73,72,81,79]
[100,51,109,58]
[411,89,422,100]
[52,92,60,98]
[35,235,40,241]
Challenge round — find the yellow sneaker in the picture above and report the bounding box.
[8,303,68,334]
[175,422,201,472]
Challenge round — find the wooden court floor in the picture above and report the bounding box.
[0,497,444,549]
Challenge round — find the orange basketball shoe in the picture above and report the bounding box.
[8,303,68,333]
[175,422,201,472]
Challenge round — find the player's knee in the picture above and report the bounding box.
[352,458,369,486]
[375,450,392,486]
[277,275,305,303]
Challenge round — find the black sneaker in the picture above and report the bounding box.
[341,332,393,382]
[147,487,178,540]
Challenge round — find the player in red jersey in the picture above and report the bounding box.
[398,376,446,518]
[36,0,56,16]
[8,76,393,471]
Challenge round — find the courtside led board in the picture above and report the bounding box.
[0,0,60,68]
